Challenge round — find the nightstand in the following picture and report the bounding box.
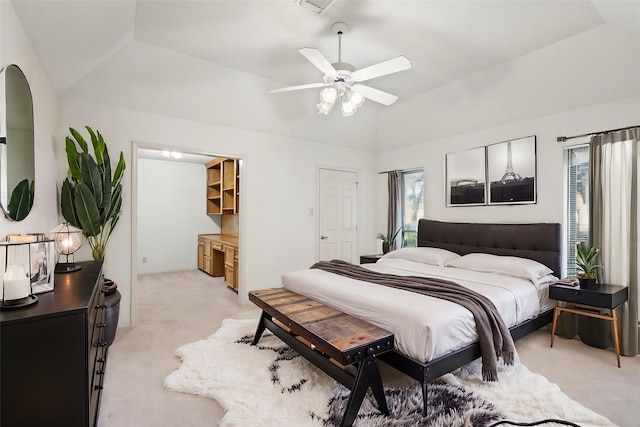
[549,283,628,367]
[360,254,384,264]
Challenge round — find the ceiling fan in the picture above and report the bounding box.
[269,22,411,116]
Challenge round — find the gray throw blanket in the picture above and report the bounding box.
[310,259,515,381]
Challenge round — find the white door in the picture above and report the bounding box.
[318,168,358,262]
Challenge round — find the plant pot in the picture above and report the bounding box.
[382,242,390,254]
[103,279,121,346]
[578,277,597,289]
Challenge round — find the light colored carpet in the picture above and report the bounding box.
[98,270,640,427]
[164,318,615,427]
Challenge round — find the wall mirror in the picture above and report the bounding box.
[0,64,35,221]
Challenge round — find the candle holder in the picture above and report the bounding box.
[0,240,41,310]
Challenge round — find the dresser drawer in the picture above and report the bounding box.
[88,294,105,345]
[549,284,628,309]
[91,342,107,395]
[89,345,107,427]
[224,246,235,266]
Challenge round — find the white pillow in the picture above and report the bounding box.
[445,253,553,283]
[531,273,560,288]
[379,247,460,266]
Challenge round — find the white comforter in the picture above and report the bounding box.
[282,258,553,364]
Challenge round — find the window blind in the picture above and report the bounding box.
[566,145,590,276]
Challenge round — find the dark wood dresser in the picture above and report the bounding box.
[1,260,107,427]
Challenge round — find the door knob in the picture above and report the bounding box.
[320,235,328,240]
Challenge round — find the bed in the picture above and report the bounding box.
[282,219,561,412]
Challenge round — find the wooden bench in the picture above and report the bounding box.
[249,288,394,427]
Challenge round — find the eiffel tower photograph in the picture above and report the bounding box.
[487,136,537,204]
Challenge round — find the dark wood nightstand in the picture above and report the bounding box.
[360,254,384,264]
[549,283,628,367]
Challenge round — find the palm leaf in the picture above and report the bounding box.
[61,178,80,227]
[101,143,112,213]
[86,126,104,165]
[112,152,126,186]
[73,182,102,237]
[105,184,122,222]
[65,137,82,181]
[79,152,103,208]
[69,127,89,153]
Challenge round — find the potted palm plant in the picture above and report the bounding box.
[576,242,603,289]
[377,227,402,254]
[60,126,126,260]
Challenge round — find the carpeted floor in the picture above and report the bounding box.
[164,318,615,427]
[98,270,640,427]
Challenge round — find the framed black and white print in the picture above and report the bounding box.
[446,146,486,206]
[487,135,536,205]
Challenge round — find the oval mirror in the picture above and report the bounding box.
[0,64,35,221]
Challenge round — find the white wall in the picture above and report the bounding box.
[377,24,640,151]
[373,21,640,264]
[137,158,220,274]
[0,2,58,239]
[59,98,377,325]
[374,96,640,269]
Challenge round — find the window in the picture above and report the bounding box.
[565,145,590,276]
[401,170,424,247]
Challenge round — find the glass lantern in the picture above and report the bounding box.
[50,223,83,273]
[1,241,36,308]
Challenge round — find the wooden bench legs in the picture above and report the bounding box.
[342,356,388,426]
[251,310,269,346]
[252,312,389,427]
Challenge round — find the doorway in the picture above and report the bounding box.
[130,143,244,326]
[317,168,358,263]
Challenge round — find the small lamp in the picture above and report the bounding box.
[50,223,83,273]
[1,241,38,309]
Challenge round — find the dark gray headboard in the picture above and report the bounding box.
[417,219,562,276]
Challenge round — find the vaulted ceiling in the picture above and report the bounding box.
[11,0,640,150]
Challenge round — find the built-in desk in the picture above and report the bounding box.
[197,234,238,291]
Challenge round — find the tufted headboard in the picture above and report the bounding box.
[417,219,562,276]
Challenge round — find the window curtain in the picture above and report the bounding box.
[587,128,639,357]
[388,171,403,250]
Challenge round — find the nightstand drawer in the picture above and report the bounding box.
[549,284,628,309]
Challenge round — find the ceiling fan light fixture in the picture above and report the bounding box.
[320,87,337,103]
[316,99,335,115]
[349,90,364,108]
[340,90,360,117]
[341,99,356,117]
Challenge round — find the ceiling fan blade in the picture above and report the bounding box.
[351,56,411,82]
[299,48,337,77]
[351,84,398,106]
[268,82,327,93]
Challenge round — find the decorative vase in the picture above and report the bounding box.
[382,242,390,254]
[578,277,597,289]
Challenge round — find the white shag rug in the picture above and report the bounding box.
[163,318,616,427]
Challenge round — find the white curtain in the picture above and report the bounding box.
[590,128,639,356]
